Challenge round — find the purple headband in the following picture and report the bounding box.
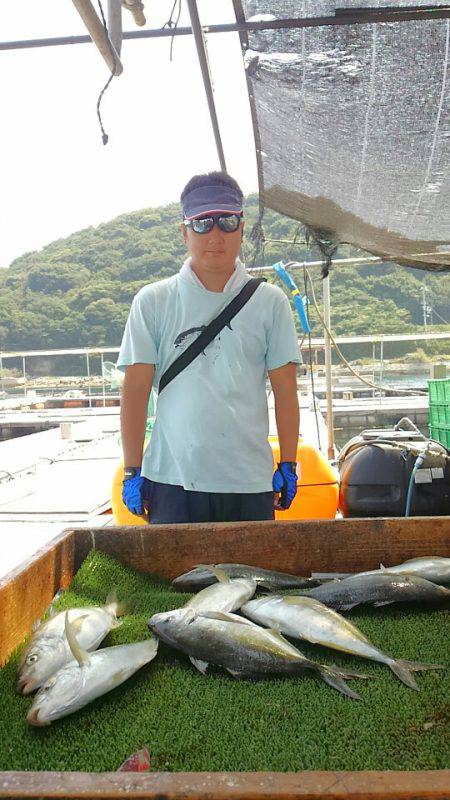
[182,184,243,220]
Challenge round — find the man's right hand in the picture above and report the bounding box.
[122,467,145,515]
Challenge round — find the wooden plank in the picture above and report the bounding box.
[1,520,449,795]
[1,517,449,666]
[72,517,450,580]
[0,769,449,798]
[0,529,75,666]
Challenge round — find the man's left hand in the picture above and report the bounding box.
[273,461,299,510]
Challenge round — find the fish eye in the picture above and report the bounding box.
[27,654,38,664]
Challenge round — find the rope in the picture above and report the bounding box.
[163,0,182,61]
[292,263,428,397]
[96,0,117,145]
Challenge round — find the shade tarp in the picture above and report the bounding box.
[234,1,450,271]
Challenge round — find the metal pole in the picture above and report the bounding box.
[186,0,227,172]
[101,352,106,407]
[323,275,335,459]
[372,341,376,397]
[71,0,123,74]
[22,356,26,397]
[86,353,92,409]
[421,285,428,333]
[379,340,384,399]
[247,251,449,274]
[107,0,123,55]
[2,6,450,50]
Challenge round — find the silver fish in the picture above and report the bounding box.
[183,566,256,613]
[148,607,370,700]
[354,557,450,586]
[242,594,444,691]
[27,613,158,726]
[18,593,126,695]
[298,572,450,611]
[172,563,321,592]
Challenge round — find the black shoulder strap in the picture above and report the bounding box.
[158,277,266,394]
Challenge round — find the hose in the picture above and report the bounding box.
[405,451,427,517]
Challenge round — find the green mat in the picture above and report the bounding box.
[1,550,449,773]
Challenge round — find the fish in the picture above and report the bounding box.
[295,572,450,611]
[242,594,444,691]
[148,607,371,700]
[18,592,127,695]
[27,613,158,726]
[182,565,256,613]
[354,557,450,587]
[172,563,321,592]
[117,748,151,772]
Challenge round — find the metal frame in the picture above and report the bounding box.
[186,0,227,172]
[2,6,450,51]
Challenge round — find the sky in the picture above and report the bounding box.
[1,1,258,268]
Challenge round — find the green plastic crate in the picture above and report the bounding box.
[428,378,450,403]
[429,402,450,427]
[429,424,450,449]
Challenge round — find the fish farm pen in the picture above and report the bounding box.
[0,518,449,799]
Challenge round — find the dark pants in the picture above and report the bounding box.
[142,478,274,524]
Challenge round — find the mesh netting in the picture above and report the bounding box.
[235,1,450,270]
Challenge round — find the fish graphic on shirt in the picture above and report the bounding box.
[174,323,233,358]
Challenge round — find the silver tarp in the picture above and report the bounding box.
[234,1,450,271]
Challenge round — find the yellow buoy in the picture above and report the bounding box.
[270,436,339,520]
[112,437,339,524]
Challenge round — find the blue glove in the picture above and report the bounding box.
[273,462,298,510]
[122,467,145,515]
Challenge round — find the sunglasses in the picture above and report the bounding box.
[184,213,243,234]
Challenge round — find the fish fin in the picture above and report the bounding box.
[198,611,254,626]
[189,657,209,674]
[203,565,230,584]
[106,590,129,617]
[331,666,376,681]
[255,581,275,591]
[317,666,362,700]
[194,563,223,582]
[339,603,358,611]
[268,628,291,645]
[70,614,90,634]
[388,660,419,691]
[372,601,394,607]
[380,563,386,570]
[226,667,244,679]
[284,596,310,605]
[31,619,42,633]
[64,612,90,667]
[400,659,445,673]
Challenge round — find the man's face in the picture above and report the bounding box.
[181,215,244,273]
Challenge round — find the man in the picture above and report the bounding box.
[118,171,300,524]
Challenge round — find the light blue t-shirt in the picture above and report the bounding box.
[117,271,300,492]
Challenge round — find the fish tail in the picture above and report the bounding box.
[106,590,130,617]
[388,660,420,690]
[400,659,445,673]
[316,666,362,700]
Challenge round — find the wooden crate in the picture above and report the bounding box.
[1,517,449,799]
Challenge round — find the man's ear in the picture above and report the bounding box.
[181,222,188,245]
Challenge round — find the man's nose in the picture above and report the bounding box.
[207,224,225,240]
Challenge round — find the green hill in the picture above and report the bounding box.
[1,194,449,373]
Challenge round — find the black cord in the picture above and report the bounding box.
[96,0,117,145]
[163,0,182,61]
